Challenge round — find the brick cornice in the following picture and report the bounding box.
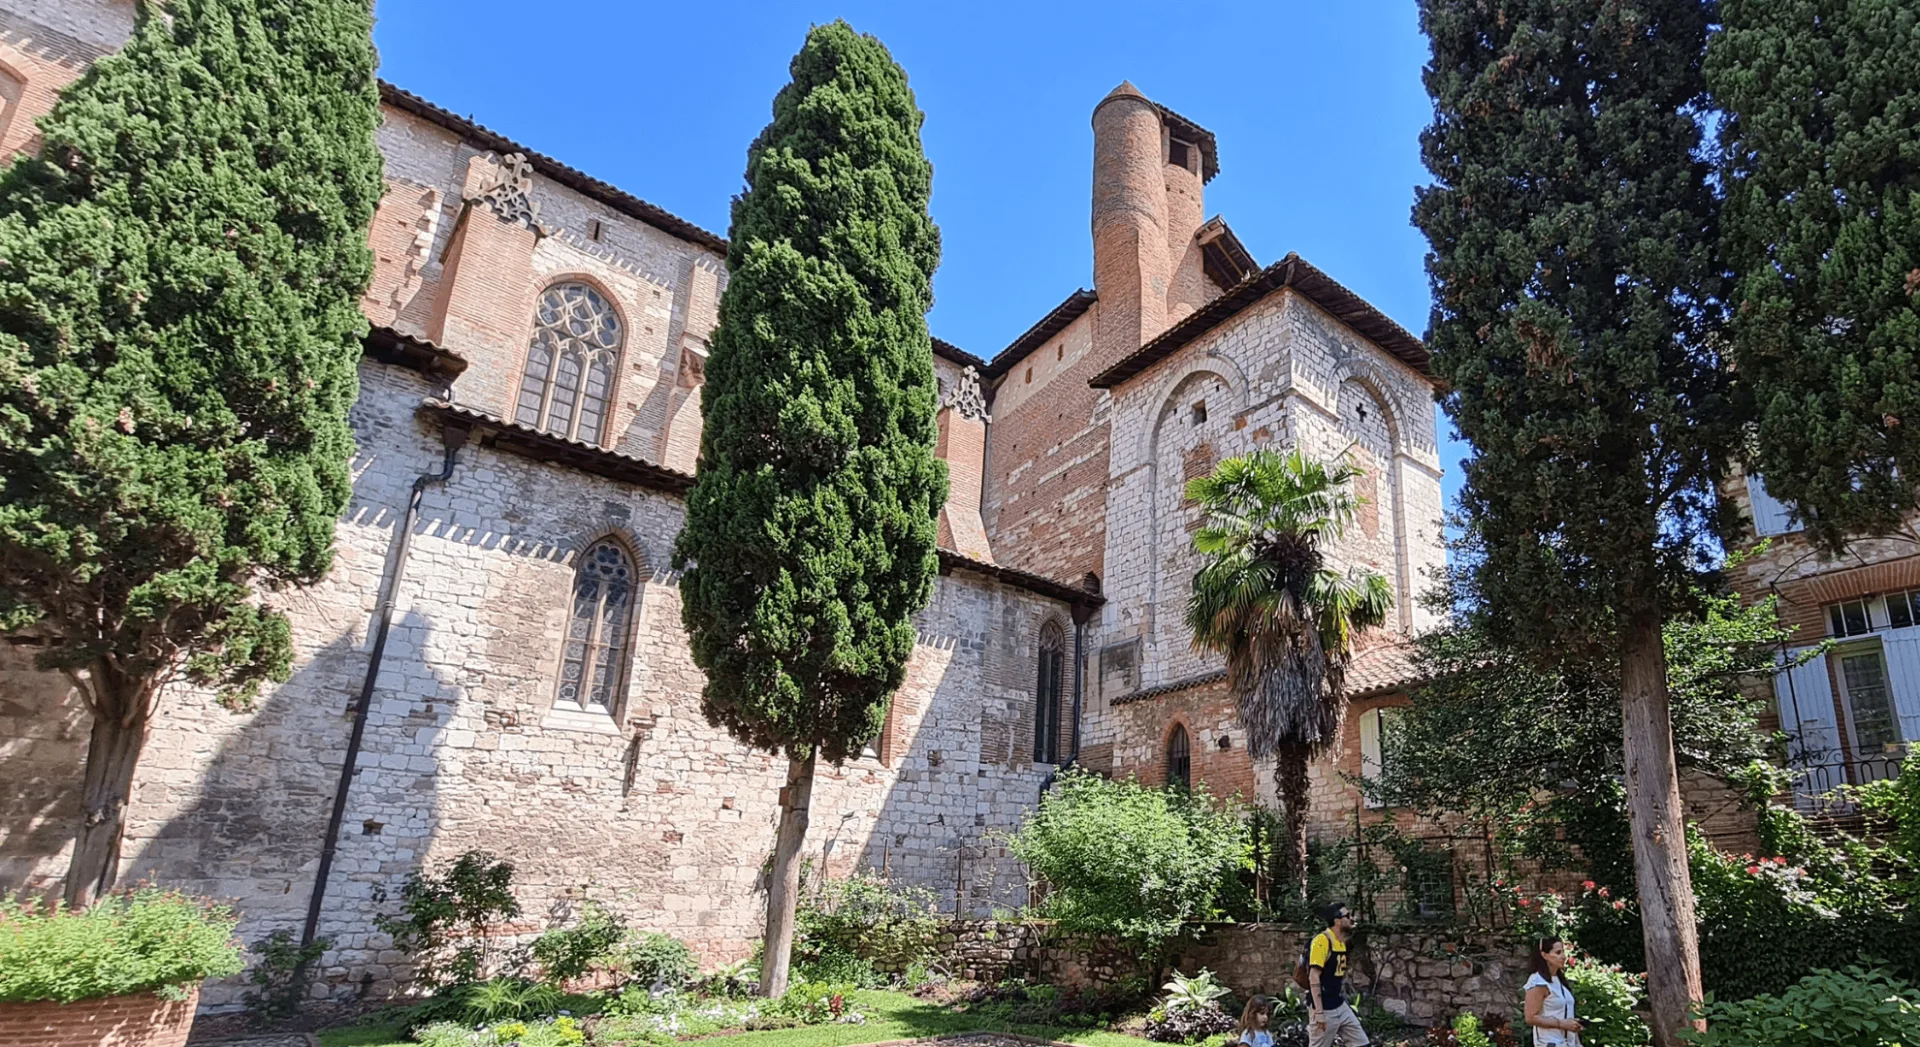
[981,288,1098,381]
[380,82,728,254]
[364,326,467,377]
[1089,253,1433,389]
[1772,553,1920,638]
[1112,669,1229,707]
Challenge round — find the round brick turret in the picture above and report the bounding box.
[1091,81,1171,362]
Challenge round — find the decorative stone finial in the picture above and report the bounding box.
[941,366,990,422]
[475,153,540,229]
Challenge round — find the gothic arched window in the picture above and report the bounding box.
[555,539,636,715]
[1033,622,1066,764]
[1166,724,1191,790]
[517,282,623,445]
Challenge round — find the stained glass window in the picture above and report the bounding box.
[555,539,635,715]
[1033,622,1065,763]
[517,282,623,445]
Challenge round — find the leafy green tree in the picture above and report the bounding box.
[1370,589,1787,887]
[1006,769,1251,980]
[672,21,943,997]
[0,0,383,905]
[1412,2,1727,1039]
[1710,0,1920,549]
[1184,450,1392,898]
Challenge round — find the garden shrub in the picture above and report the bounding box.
[1574,806,1920,1001]
[1685,966,1920,1047]
[795,870,939,986]
[375,850,521,989]
[1144,970,1236,1044]
[745,979,862,1028]
[1006,769,1251,970]
[622,931,698,990]
[413,1015,588,1047]
[242,929,328,1026]
[1443,1013,1494,1047]
[530,901,625,986]
[1562,955,1649,1047]
[696,956,759,998]
[1854,751,1920,899]
[0,888,243,1003]
[401,976,564,1031]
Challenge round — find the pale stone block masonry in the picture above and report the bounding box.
[0,0,1486,1013]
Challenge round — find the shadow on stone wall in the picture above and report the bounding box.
[803,609,1046,920]
[0,637,91,896]
[122,610,454,1007]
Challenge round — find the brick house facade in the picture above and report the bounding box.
[1725,469,1920,805]
[0,2,1449,1008]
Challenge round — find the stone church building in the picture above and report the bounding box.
[0,0,1450,1005]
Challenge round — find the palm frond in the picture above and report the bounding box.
[1184,449,1394,762]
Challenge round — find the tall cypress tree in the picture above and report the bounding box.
[673,21,944,997]
[1712,0,1920,548]
[1412,2,1727,1042]
[0,0,383,905]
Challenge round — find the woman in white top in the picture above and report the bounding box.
[1523,937,1583,1046]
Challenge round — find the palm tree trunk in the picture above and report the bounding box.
[1274,740,1312,903]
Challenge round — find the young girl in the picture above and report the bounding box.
[1237,995,1275,1047]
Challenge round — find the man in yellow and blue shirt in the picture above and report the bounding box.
[1306,900,1367,1047]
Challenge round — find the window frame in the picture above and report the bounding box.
[516,281,625,447]
[1358,705,1405,809]
[1166,723,1191,790]
[551,537,640,719]
[1033,622,1066,764]
[1834,642,1904,757]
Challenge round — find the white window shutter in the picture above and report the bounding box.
[1746,474,1802,537]
[1359,710,1384,809]
[1776,648,1842,800]
[1879,632,1920,747]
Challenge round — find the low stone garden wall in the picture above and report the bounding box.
[937,920,1533,1027]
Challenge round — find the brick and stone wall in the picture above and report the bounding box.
[1084,288,1444,790]
[0,356,1075,1008]
[936,920,1534,1028]
[0,989,199,1047]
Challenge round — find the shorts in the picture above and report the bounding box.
[1309,1002,1369,1047]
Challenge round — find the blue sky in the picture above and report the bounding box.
[371,0,1466,514]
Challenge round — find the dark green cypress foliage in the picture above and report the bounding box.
[0,0,383,904]
[671,21,942,993]
[1711,0,1920,548]
[1412,2,1726,1040]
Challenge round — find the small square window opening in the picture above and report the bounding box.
[1190,401,1207,425]
[588,219,604,242]
[1169,139,1191,170]
[1830,598,1874,638]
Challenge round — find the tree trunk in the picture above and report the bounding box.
[64,673,151,908]
[758,751,816,998]
[1619,608,1704,1046]
[1274,740,1311,903]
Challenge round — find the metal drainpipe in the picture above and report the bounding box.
[299,422,469,954]
[1070,605,1090,763]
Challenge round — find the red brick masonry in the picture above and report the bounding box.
[0,987,198,1047]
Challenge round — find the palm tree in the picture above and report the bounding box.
[1185,449,1393,899]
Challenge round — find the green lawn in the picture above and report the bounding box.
[314,988,1174,1047]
